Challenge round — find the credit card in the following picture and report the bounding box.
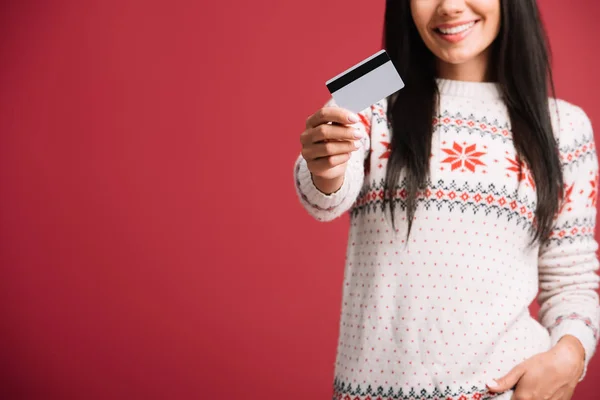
[325,49,404,114]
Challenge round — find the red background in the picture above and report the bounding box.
[0,0,598,398]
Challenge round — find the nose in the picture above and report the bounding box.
[436,0,466,17]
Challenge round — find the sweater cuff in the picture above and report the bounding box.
[294,155,351,212]
[549,318,598,382]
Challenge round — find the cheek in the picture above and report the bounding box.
[412,18,434,48]
[482,14,501,44]
[479,2,502,34]
[492,13,501,36]
[410,2,436,37]
[474,0,501,17]
[411,14,428,36]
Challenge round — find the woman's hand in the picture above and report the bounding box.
[300,106,363,194]
[486,335,585,400]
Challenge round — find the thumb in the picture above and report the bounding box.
[486,364,525,392]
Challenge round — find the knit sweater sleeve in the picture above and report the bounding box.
[293,98,372,222]
[537,102,600,382]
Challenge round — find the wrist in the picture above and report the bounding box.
[556,335,585,362]
[311,174,344,195]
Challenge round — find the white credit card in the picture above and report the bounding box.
[325,49,404,114]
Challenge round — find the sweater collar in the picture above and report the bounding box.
[436,78,502,101]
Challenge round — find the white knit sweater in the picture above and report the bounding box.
[293,79,600,400]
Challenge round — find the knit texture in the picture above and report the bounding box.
[293,79,600,400]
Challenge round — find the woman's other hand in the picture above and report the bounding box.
[485,335,585,400]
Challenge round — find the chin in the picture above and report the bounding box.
[437,49,480,65]
[445,57,474,65]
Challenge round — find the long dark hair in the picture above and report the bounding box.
[382,0,563,248]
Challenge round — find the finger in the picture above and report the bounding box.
[486,364,526,392]
[306,123,364,146]
[309,153,352,174]
[303,139,361,161]
[306,106,360,130]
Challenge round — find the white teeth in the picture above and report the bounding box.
[438,21,475,35]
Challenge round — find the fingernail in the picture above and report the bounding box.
[348,113,360,123]
[486,379,498,388]
[353,129,364,138]
[354,140,362,148]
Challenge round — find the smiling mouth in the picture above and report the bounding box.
[435,20,479,35]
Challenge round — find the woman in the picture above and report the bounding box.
[294,1,599,399]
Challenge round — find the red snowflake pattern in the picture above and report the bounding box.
[589,172,598,207]
[380,141,391,160]
[558,183,575,214]
[441,141,486,173]
[506,155,536,189]
[357,112,371,132]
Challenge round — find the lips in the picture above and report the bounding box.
[432,20,479,44]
